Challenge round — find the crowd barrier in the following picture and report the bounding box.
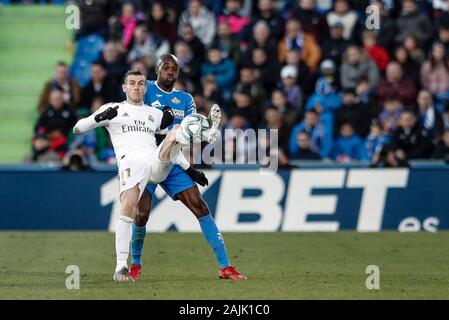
[1,164,448,232]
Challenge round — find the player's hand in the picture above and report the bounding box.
[94,105,119,123]
[160,106,174,129]
[185,166,208,187]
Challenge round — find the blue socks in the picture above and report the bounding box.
[198,213,231,269]
[131,214,231,269]
[131,224,146,265]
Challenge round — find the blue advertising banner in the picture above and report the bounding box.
[0,167,448,232]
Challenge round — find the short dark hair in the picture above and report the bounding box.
[123,70,146,83]
[156,54,179,72]
[92,61,106,69]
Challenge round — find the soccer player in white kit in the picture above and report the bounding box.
[72,70,220,281]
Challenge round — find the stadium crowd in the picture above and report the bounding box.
[30,0,449,168]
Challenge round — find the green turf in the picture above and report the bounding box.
[0,232,448,299]
[0,5,73,163]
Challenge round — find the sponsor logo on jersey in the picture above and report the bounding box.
[172,109,185,119]
[121,120,155,134]
[171,97,181,104]
[148,115,154,122]
[122,112,129,117]
[156,94,163,97]
[151,100,162,107]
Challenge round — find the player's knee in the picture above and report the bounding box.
[121,197,138,216]
[134,211,149,227]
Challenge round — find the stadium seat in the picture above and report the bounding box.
[73,33,105,63]
[70,59,92,87]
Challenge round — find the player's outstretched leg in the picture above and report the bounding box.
[177,188,247,281]
[113,186,141,282]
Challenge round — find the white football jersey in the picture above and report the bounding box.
[95,101,163,161]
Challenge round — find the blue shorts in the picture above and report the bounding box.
[146,165,196,200]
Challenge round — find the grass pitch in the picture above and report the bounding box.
[0,232,448,299]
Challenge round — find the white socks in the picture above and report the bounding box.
[115,215,133,272]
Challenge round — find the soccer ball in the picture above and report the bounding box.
[180,113,210,143]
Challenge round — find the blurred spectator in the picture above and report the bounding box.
[420,42,449,111]
[146,1,177,45]
[99,42,128,91]
[289,130,322,160]
[377,61,417,108]
[248,47,280,93]
[116,2,138,50]
[369,0,398,50]
[284,49,315,95]
[335,88,371,137]
[179,23,206,64]
[130,59,150,78]
[126,24,170,70]
[80,62,117,110]
[332,122,367,162]
[280,65,303,113]
[202,74,223,106]
[326,0,358,41]
[371,143,410,167]
[278,18,322,72]
[201,46,237,103]
[417,89,445,141]
[355,77,378,118]
[321,21,350,67]
[392,45,420,87]
[175,41,202,90]
[222,111,255,163]
[365,120,389,162]
[395,0,432,47]
[444,104,449,130]
[235,67,266,111]
[38,62,81,113]
[230,90,259,128]
[378,95,403,135]
[210,21,241,63]
[33,89,78,162]
[245,20,278,62]
[305,70,342,136]
[250,0,285,41]
[391,110,434,160]
[437,23,449,55]
[403,34,426,64]
[75,0,116,40]
[362,30,390,72]
[340,45,380,91]
[263,107,291,152]
[289,109,333,158]
[217,0,250,37]
[432,130,449,161]
[178,0,216,46]
[433,0,449,31]
[270,89,298,127]
[289,0,328,43]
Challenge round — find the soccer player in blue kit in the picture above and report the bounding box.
[129,54,246,281]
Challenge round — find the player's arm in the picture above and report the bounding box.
[175,150,209,187]
[160,106,174,130]
[73,104,119,135]
[185,92,197,116]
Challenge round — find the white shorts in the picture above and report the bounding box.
[117,144,174,199]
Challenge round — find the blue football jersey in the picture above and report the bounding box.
[143,80,196,129]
